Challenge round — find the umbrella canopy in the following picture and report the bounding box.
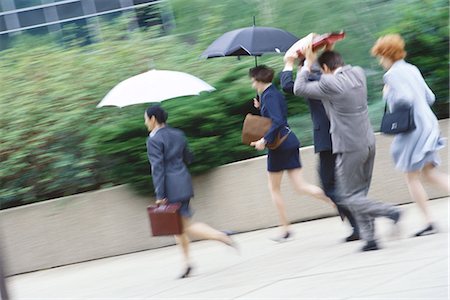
[97,70,215,108]
[201,26,298,59]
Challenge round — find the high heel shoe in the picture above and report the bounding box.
[178,266,192,279]
[270,231,292,243]
[223,235,239,252]
[413,224,437,237]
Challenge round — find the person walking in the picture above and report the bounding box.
[293,48,401,251]
[371,34,450,236]
[145,106,236,278]
[249,65,335,242]
[281,56,360,242]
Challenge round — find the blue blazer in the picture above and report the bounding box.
[280,69,332,153]
[146,126,194,202]
[260,84,300,150]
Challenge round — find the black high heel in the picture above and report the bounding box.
[414,224,437,237]
[178,266,192,279]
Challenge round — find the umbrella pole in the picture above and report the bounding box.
[252,15,258,103]
[253,16,257,67]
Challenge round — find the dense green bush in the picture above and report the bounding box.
[1,0,448,208]
[379,0,449,118]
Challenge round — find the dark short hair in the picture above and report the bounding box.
[146,105,168,123]
[249,65,274,83]
[318,51,344,71]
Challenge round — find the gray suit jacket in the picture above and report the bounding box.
[293,65,375,153]
[146,126,194,202]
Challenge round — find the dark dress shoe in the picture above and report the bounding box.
[344,232,360,242]
[178,266,192,279]
[413,224,437,237]
[361,240,379,251]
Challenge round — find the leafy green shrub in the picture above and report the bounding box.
[1,0,447,208]
[379,0,449,118]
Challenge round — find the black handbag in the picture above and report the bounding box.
[380,103,416,135]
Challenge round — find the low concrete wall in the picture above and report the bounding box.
[1,120,448,276]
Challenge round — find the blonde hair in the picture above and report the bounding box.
[371,34,407,61]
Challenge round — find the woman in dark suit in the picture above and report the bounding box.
[249,66,334,242]
[145,106,236,278]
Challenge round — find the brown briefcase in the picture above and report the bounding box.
[147,203,183,236]
[241,113,289,150]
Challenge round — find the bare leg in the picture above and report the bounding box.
[422,163,450,193]
[287,168,334,207]
[174,232,190,267]
[183,217,232,245]
[268,171,290,233]
[174,221,192,279]
[405,171,432,224]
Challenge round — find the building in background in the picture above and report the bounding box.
[0,0,175,49]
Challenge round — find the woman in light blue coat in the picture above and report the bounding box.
[371,34,449,236]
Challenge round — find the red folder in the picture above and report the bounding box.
[296,31,346,57]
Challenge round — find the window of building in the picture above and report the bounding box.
[0,16,6,32]
[18,9,46,27]
[14,0,43,9]
[133,0,157,5]
[24,26,49,36]
[56,2,83,20]
[94,0,121,13]
[0,34,11,50]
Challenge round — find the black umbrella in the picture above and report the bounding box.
[201,25,298,65]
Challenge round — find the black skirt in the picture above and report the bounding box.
[267,132,302,172]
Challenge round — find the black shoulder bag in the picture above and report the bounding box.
[380,102,416,135]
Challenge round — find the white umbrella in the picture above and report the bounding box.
[97,69,216,108]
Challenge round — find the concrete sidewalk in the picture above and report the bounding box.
[8,198,449,300]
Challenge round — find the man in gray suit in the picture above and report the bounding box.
[293,49,401,251]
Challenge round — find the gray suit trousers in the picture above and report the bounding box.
[335,145,398,241]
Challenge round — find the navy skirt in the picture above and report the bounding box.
[267,133,302,172]
[170,199,193,218]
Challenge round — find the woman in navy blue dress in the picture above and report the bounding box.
[249,66,334,241]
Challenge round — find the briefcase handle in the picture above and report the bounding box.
[155,199,168,206]
[148,202,182,213]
